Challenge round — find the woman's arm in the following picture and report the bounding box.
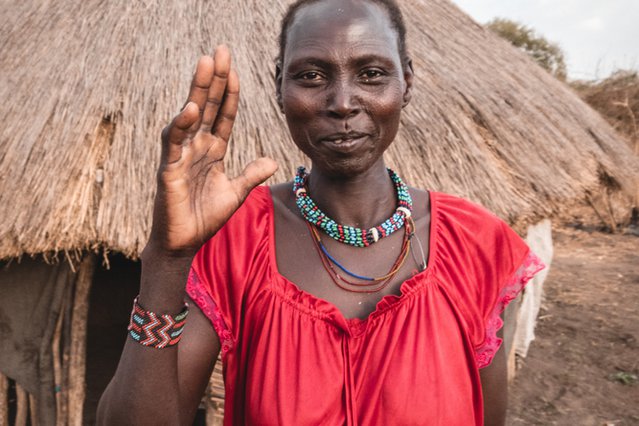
[479,328,508,426]
[96,46,277,425]
[96,252,221,425]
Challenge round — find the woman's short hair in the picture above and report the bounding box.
[277,0,408,65]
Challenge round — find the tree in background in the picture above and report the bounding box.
[486,18,567,81]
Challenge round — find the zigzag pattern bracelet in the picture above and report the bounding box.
[127,296,189,349]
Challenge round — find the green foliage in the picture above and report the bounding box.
[486,18,567,81]
[608,371,638,386]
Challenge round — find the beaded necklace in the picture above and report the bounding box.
[306,218,414,293]
[293,166,413,247]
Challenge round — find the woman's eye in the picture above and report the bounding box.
[299,71,322,81]
[360,69,384,82]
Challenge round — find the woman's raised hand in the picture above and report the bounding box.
[149,46,278,257]
[97,47,276,425]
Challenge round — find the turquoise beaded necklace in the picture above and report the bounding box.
[293,166,413,248]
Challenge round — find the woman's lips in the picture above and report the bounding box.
[321,135,369,153]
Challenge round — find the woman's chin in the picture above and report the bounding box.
[309,155,387,179]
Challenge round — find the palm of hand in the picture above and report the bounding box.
[150,47,277,256]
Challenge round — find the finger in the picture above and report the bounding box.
[184,56,215,121]
[231,157,279,200]
[201,46,232,132]
[161,102,199,163]
[211,67,239,141]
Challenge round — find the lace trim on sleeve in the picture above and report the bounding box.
[186,268,235,356]
[475,251,546,369]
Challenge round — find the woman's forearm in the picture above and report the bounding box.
[97,248,193,425]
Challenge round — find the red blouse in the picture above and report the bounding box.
[187,186,544,425]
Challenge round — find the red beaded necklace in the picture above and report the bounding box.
[306,217,415,293]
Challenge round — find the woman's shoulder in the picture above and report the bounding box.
[428,191,532,294]
[427,191,516,262]
[430,191,505,231]
[268,181,300,223]
[431,191,498,215]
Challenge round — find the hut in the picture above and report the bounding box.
[573,70,639,223]
[0,0,637,424]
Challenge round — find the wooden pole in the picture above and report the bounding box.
[205,379,216,426]
[613,98,639,223]
[206,357,225,426]
[604,188,618,233]
[61,279,74,426]
[631,103,639,224]
[0,373,8,426]
[52,294,66,426]
[586,193,615,231]
[15,384,27,426]
[67,254,96,426]
[503,300,520,383]
[29,394,38,426]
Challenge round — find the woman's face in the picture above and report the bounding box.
[277,0,412,177]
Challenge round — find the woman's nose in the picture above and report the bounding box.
[326,80,360,118]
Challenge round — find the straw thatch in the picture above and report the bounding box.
[1,0,637,260]
[573,70,639,148]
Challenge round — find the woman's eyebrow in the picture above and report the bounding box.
[286,54,397,71]
[286,57,333,70]
[350,54,397,68]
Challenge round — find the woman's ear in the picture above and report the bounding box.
[402,58,414,107]
[275,61,284,113]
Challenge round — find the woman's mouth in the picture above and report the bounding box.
[321,133,369,153]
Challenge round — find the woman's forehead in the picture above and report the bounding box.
[284,0,400,65]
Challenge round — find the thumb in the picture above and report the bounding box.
[231,157,279,200]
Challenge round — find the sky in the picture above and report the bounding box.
[453,0,639,80]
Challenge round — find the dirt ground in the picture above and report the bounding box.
[507,226,639,426]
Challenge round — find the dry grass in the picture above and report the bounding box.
[572,70,639,147]
[0,0,637,260]
[571,70,639,224]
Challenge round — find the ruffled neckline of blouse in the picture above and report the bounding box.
[262,186,441,336]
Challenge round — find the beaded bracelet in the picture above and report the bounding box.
[127,296,189,349]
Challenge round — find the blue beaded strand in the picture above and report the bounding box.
[318,243,375,281]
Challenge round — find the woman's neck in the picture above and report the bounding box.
[306,161,398,228]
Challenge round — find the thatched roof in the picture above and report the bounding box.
[572,70,639,144]
[1,0,637,260]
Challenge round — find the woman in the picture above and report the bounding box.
[98,0,543,424]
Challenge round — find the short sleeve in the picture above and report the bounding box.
[472,222,545,368]
[433,193,546,369]
[186,250,236,357]
[468,219,546,369]
[185,187,271,357]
